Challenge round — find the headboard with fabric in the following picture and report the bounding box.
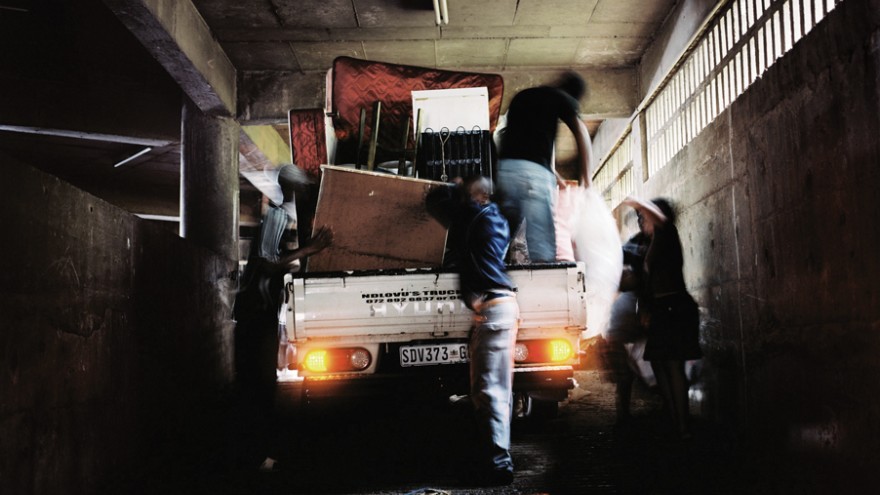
[288,108,329,178]
[327,56,504,166]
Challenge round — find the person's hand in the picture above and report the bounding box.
[299,226,333,257]
[311,226,333,251]
[277,225,333,270]
[423,181,453,202]
[556,176,568,189]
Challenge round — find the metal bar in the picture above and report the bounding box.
[355,107,366,169]
[398,116,410,176]
[367,101,381,171]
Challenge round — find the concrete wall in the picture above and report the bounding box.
[630,0,880,468]
[0,156,236,494]
[238,67,638,125]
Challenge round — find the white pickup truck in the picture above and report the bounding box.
[283,261,587,417]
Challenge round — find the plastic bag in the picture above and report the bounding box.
[565,186,623,338]
[554,185,579,262]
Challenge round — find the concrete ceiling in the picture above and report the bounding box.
[196,0,674,71]
[0,0,682,226]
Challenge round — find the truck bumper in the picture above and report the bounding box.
[513,365,575,402]
[296,365,574,403]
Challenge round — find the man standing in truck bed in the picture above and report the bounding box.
[426,175,519,486]
[496,71,594,263]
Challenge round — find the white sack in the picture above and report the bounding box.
[568,186,623,338]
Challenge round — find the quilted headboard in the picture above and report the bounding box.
[328,56,504,165]
[288,108,328,177]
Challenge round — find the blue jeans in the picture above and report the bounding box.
[470,298,519,472]
[498,159,557,262]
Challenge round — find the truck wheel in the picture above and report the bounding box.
[513,392,531,419]
[515,394,559,422]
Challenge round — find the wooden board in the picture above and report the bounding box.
[307,166,447,272]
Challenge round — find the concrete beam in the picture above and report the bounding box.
[0,125,174,148]
[239,71,329,124]
[103,0,237,116]
[639,0,724,103]
[0,76,181,144]
[237,67,637,124]
[499,68,638,119]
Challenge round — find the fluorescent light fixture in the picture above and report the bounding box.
[0,125,173,147]
[0,2,28,12]
[135,214,180,222]
[433,0,449,25]
[113,147,152,168]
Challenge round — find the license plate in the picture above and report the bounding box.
[399,343,469,367]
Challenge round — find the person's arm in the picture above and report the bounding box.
[552,167,568,189]
[283,225,333,261]
[561,113,594,187]
[253,226,334,276]
[622,196,668,225]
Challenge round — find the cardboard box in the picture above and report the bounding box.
[307,165,447,272]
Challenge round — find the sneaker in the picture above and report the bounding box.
[483,468,514,486]
[461,466,514,487]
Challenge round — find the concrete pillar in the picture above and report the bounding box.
[180,98,240,261]
[632,111,648,189]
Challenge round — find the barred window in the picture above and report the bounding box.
[593,0,843,208]
[592,130,634,209]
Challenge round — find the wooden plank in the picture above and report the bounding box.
[307,166,446,272]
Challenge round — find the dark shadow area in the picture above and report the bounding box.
[113,371,871,495]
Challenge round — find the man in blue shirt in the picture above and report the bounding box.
[426,175,519,486]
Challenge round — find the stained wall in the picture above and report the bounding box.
[631,0,880,470]
[0,156,236,494]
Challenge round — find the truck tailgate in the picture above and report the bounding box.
[285,263,586,343]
